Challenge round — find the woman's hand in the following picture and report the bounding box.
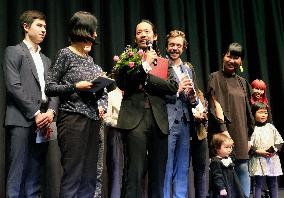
[75,81,94,91]
[256,149,273,158]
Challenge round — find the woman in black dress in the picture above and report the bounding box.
[207,42,254,198]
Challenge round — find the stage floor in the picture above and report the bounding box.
[249,188,284,197]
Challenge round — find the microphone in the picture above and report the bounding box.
[180,66,196,104]
[146,40,157,66]
[146,40,153,50]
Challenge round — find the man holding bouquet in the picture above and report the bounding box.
[114,20,178,198]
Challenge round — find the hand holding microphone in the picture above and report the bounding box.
[178,73,191,94]
[146,40,157,65]
[180,73,197,104]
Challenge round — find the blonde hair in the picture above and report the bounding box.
[210,133,233,157]
[166,30,188,50]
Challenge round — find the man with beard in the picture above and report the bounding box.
[164,30,203,198]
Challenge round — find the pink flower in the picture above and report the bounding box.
[137,49,144,56]
[128,51,134,57]
[128,62,135,68]
[113,55,120,62]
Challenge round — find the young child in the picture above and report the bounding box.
[209,133,245,198]
[249,102,283,198]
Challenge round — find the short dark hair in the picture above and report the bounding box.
[68,11,97,43]
[224,42,244,59]
[251,101,268,117]
[135,19,160,56]
[135,19,157,37]
[19,10,46,35]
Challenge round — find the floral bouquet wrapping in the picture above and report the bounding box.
[113,45,144,74]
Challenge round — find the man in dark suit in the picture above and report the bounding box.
[115,20,178,198]
[3,10,57,197]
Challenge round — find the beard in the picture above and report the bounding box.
[167,50,180,60]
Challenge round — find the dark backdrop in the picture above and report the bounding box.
[0,0,283,197]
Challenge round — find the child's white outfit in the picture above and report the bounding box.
[249,123,283,176]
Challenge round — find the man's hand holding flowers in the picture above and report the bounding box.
[113,45,144,74]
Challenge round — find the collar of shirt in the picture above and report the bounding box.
[23,40,41,54]
[171,58,182,69]
[220,157,233,167]
[172,59,184,81]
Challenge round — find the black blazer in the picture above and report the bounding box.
[116,66,178,134]
[3,42,58,127]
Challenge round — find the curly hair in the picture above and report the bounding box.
[166,30,188,50]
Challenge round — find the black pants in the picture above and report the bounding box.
[106,127,125,198]
[191,136,209,198]
[57,112,100,198]
[6,125,48,198]
[123,108,168,198]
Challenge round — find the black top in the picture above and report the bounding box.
[207,70,254,159]
[46,47,107,120]
[209,156,245,198]
[115,62,178,134]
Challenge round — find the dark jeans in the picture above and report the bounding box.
[106,127,125,198]
[6,125,48,198]
[254,176,278,198]
[122,108,168,198]
[57,112,100,198]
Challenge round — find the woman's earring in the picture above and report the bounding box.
[239,64,244,72]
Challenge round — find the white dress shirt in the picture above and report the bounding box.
[23,40,47,103]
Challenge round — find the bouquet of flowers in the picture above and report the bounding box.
[113,45,144,74]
